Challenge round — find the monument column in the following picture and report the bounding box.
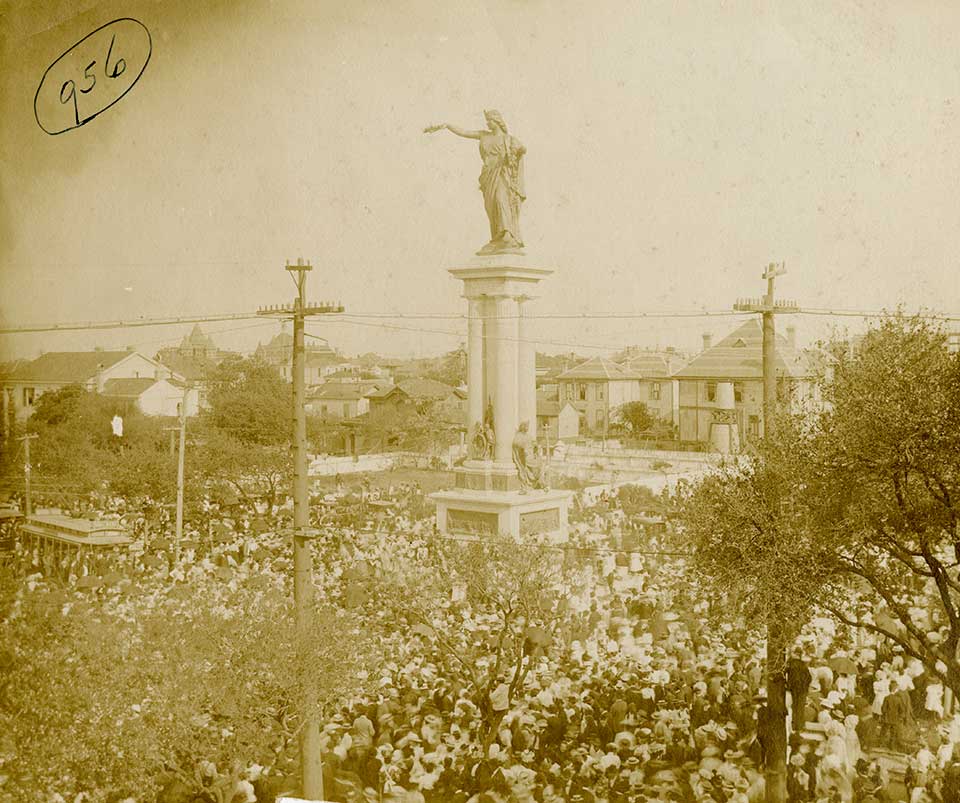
[491,293,519,462]
[466,296,484,433]
[517,297,537,435]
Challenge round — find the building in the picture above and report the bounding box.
[306,381,383,420]
[101,377,199,417]
[673,320,811,445]
[366,378,467,424]
[618,349,685,428]
[536,399,580,443]
[174,324,221,361]
[556,356,643,435]
[254,327,344,381]
[1,350,190,422]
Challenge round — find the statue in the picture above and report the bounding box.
[425,110,526,256]
[512,420,546,494]
[469,400,496,460]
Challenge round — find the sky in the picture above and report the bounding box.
[1,0,959,361]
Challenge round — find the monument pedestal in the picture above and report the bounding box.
[433,251,571,542]
[431,479,572,544]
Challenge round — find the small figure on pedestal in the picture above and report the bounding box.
[424,109,526,256]
[468,400,496,461]
[512,421,547,494]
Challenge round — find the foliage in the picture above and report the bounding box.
[808,313,960,692]
[370,532,586,748]
[422,350,466,388]
[676,416,835,641]
[0,541,375,803]
[613,401,658,436]
[23,384,177,505]
[354,403,459,456]
[203,355,290,447]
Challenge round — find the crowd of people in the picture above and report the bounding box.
[10,476,960,803]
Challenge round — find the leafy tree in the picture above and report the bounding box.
[677,417,832,803]
[203,355,290,446]
[809,314,960,691]
[0,554,376,802]
[371,532,585,751]
[614,400,657,436]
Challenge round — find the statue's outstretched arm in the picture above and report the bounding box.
[424,123,483,140]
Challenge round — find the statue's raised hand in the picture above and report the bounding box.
[423,123,446,134]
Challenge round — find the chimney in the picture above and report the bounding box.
[702,333,713,352]
[786,326,797,350]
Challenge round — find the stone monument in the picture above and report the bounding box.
[425,111,571,542]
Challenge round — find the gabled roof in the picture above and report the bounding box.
[102,378,160,398]
[398,378,461,400]
[557,356,642,381]
[6,351,131,384]
[672,319,808,380]
[537,399,578,417]
[365,378,461,402]
[620,352,681,378]
[157,353,216,382]
[310,382,376,401]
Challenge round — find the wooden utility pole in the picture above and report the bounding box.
[258,259,343,801]
[734,263,798,803]
[18,433,39,516]
[175,386,188,561]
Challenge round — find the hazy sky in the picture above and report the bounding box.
[2,0,959,361]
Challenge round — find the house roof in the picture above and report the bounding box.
[310,383,375,401]
[156,353,215,382]
[6,351,131,384]
[538,399,577,417]
[557,356,642,381]
[620,352,681,378]
[101,378,160,398]
[365,378,461,402]
[672,318,808,380]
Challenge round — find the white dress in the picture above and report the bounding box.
[926,682,945,718]
[872,675,890,716]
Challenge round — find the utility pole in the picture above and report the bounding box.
[18,433,39,516]
[175,386,188,561]
[258,259,343,801]
[733,263,798,803]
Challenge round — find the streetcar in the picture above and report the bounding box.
[20,513,132,580]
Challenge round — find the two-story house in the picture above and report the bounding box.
[673,320,809,445]
[556,357,643,435]
[618,349,685,428]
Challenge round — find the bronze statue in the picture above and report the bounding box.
[425,110,526,256]
[512,420,546,493]
[468,399,496,460]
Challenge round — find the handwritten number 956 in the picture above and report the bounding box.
[35,19,150,135]
[59,35,126,126]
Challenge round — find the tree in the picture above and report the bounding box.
[809,314,960,692]
[0,553,376,802]
[677,417,834,803]
[203,355,290,447]
[614,400,657,436]
[370,531,586,751]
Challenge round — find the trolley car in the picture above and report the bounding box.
[21,513,132,580]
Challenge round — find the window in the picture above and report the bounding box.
[597,384,605,401]
[578,383,587,401]
[734,382,743,403]
[705,382,717,403]
[343,403,350,417]
[650,382,661,401]
[565,383,574,400]
[749,415,760,437]
[22,387,35,407]
[595,410,604,428]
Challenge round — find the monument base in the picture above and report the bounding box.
[430,484,572,543]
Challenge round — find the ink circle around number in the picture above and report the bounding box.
[34,18,152,136]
